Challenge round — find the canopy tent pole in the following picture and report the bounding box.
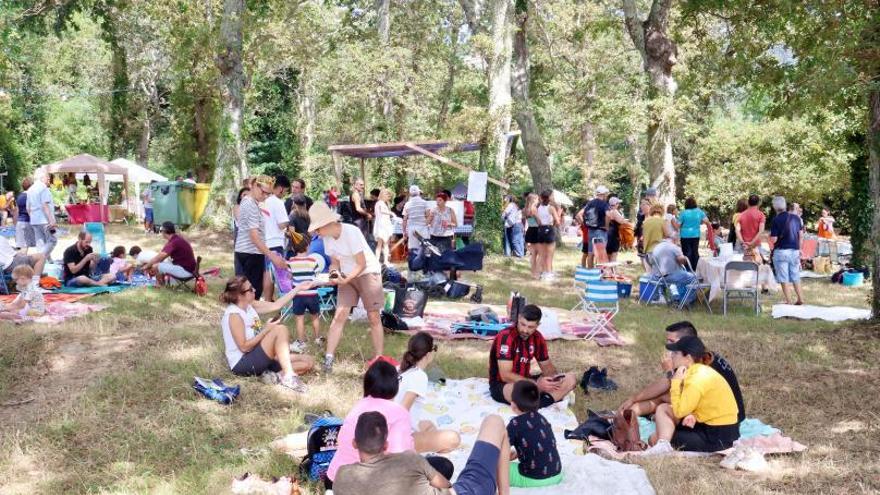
[332,152,343,192]
[403,143,510,189]
[360,157,366,191]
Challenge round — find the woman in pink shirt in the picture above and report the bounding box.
[326,360,415,481]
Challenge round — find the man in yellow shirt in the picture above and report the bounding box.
[644,336,740,454]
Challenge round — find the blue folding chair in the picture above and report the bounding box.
[572,267,602,312]
[316,287,337,320]
[577,280,619,340]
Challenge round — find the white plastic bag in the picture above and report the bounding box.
[538,309,562,339]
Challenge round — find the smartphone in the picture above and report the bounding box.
[268,315,282,324]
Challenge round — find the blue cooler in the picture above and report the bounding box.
[617,281,633,298]
[842,271,864,287]
[638,275,660,302]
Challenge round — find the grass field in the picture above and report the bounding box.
[1,224,878,495]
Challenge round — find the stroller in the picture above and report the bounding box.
[408,231,484,302]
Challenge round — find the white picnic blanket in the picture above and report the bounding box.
[772,304,871,322]
[422,378,655,495]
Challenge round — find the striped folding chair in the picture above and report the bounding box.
[578,280,619,340]
[572,266,602,311]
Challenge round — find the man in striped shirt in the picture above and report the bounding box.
[402,185,429,250]
[488,304,577,409]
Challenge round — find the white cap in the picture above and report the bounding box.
[608,197,621,206]
[596,185,610,195]
[409,185,421,196]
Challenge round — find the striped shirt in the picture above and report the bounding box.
[235,196,264,254]
[287,254,322,296]
[489,327,549,385]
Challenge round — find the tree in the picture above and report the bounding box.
[622,0,678,205]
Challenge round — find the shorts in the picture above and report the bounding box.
[337,272,383,312]
[157,262,193,280]
[231,345,282,376]
[3,254,36,274]
[144,207,153,223]
[264,246,285,270]
[65,274,103,287]
[671,422,739,453]
[524,226,540,244]
[534,226,556,244]
[15,221,35,248]
[587,229,607,253]
[772,248,801,284]
[509,463,563,487]
[489,380,556,409]
[452,441,500,495]
[291,295,320,316]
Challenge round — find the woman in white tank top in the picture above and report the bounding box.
[220,275,316,392]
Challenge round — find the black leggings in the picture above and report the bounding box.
[235,252,266,300]
[680,237,701,271]
[672,422,739,452]
[325,455,453,489]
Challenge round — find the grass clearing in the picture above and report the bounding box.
[1,225,878,494]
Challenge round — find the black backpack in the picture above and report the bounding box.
[337,200,355,224]
[300,416,344,481]
[583,204,600,229]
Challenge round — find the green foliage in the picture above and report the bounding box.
[848,135,874,267]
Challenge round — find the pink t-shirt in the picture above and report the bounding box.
[738,207,766,244]
[108,257,128,276]
[326,396,414,481]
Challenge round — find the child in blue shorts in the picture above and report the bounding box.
[287,241,323,353]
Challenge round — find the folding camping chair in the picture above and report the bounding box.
[572,266,602,312]
[316,286,337,320]
[722,261,760,316]
[576,279,619,341]
[167,256,202,292]
[677,258,712,313]
[638,254,670,305]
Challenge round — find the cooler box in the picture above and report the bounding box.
[84,222,107,256]
[638,275,660,302]
[191,183,211,224]
[617,282,633,298]
[842,271,864,287]
[150,181,195,226]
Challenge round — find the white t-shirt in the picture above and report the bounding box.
[323,223,381,276]
[135,250,158,265]
[0,237,16,268]
[394,367,429,430]
[262,195,288,249]
[26,181,54,226]
[221,304,260,369]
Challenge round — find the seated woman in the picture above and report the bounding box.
[394,332,461,453]
[644,335,740,454]
[220,276,315,393]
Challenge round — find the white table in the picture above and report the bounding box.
[696,255,779,302]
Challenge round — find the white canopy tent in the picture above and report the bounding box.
[34,154,129,209]
[110,158,168,219]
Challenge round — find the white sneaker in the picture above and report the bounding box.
[279,374,307,393]
[290,340,308,354]
[720,445,748,470]
[641,440,674,457]
[736,447,768,472]
[566,390,576,406]
[260,371,280,385]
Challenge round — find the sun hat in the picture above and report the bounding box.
[596,185,610,195]
[307,202,341,233]
[409,185,421,196]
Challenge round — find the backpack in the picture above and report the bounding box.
[299,417,344,481]
[194,275,208,297]
[337,200,355,224]
[583,204,600,229]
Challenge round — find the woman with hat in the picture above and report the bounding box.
[425,192,457,253]
[643,335,740,454]
[604,197,632,262]
[308,202,385,373]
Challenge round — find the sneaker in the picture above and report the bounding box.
[315,336,326,346]
[736,447,768,472]
[588,368,619,391]
[642,439,674,457]
[261,371,280,385]
[279,374,307,393]
[720,445,748,470]
[290,340,308,354]
[322,355,335,374]
[567,390,576,406]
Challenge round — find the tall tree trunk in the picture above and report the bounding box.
[623,0,677,205]
[580,120,597,190]
[136,113,150,166]
[205,0,248,226]
[626,134,644,220]
[375,0,390,44]
[297,73,317,174]
[868,88,880,319]
[511,3,552,192]
[193,97,212,182]
[436,17,461,133]
[108,35,130,158]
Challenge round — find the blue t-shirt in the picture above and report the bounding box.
[16,192,29,222]
[308,235,331,273]
[507,411,561,480]
[770,212,803,250]
[677,208,706,239]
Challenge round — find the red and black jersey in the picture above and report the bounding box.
[489,327,549,385]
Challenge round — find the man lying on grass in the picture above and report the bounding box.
[488,304,577,409]
[333,411,511,495]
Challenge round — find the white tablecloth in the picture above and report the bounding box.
[696,255,779,302]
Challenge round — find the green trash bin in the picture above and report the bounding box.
[150,181,195,227]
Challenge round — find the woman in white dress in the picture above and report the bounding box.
[372,188,396,265]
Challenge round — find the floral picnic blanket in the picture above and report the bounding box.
[5,301,106,324]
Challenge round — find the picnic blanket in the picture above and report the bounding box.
[422,378,655,495]
[406,301,625,346]
[0,292,92,304]
[587,417,806,459]
[56,284,134,295]
[4,301,106,324]
[772,304,871,322]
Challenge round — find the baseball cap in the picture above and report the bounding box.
[409,185,421,195]
[644,187,657,197]
[608,197,621,206]
[665,335,706,358]
[596,185,610,195]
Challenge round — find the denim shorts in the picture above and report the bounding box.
[587,228,607,253]
[452,440,500,495]
[773,249,801,284]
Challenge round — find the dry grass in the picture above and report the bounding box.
[0,225,878,494]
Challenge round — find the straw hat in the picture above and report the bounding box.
[308,202,341,232]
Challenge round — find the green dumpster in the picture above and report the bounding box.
[150,181,195,226]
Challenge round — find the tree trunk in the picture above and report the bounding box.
[867,88,880,318]
[136,113,150,166]
[298,72,316,173]
[626,134,643,220]
[622,0,678,205]
[193,97,212,182]
[108,36,130,158]
[580,121,597,190]
[375,0,390,44]
[511,5,552,192]
[436,18,461,133]
[205,0,248,227]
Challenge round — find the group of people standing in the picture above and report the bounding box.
[500,190,565,281]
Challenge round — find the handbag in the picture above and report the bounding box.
[610,409,646,452]
[393,287,428,318]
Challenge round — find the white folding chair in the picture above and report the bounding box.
[572,266,602,311]
[577,279,619,340]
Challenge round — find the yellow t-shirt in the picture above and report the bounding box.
[642,216,666,254]
[0,195,6,209]
[670,363,738,426]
